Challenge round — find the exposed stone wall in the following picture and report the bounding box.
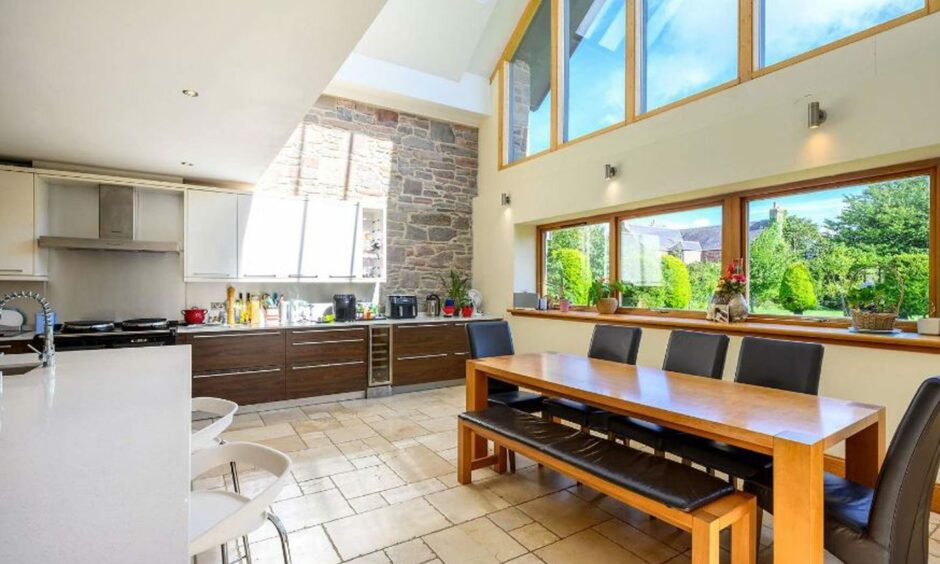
[255,96,478,302]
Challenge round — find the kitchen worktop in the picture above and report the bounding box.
[176,313,502,333]
[0,347,191,563]
[0,330,36,342]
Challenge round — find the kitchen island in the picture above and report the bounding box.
[0,346,191,564]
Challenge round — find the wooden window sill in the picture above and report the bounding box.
[508,308,940,355]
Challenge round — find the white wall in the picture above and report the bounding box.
[473,13,940,455]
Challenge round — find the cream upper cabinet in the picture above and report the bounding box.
[185,190,238,280]
[300,200,360,280]
[237,193,304,279]
[0,170,44,278]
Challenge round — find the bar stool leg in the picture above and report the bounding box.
[267,511,292,564]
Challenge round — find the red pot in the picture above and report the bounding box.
[181,307,208,325]
[460,305,474,317]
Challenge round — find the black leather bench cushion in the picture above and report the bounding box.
[676,435,773,479]
[461,405,581,452]
[488,390,544,413]
[607,415,680,451]
[460,406,735,512]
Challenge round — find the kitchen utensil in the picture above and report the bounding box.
[426,294,441,317]
[388,296,418,319]
[333,294,357,322]
[181,307,208,325]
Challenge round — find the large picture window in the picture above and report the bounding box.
[620,206,723,309]
[746,174,931,319]
[757,0,924,69]
[543,222,611,305]
[638,0,738,113]
[506,0,553,163]
[563,0,627,141]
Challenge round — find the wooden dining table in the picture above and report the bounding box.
[465,352,886,564]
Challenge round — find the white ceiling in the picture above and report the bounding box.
[0,0,384,184]
[327,0,527,125]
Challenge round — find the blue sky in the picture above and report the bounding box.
[520,0,921,154]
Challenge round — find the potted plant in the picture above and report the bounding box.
[556,278,571,312]
[588,278,632,315]
[459,297,474,318]
[846,277,903,332]
[709,259,749,322]
[441,270,470,318]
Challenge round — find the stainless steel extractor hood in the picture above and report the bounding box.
[38,185,181,253]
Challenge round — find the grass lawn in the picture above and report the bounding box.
[751,304,845,318]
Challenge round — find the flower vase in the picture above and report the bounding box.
[709,293,748,322]
[558,299,571,312]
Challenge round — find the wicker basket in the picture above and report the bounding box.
[850,309,898,331]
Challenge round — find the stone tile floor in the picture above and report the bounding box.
[193,385,940,564]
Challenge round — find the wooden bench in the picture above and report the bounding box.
[457,406,756,564]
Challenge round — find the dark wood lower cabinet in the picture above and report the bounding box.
[391,321,473,387]
[0,340,32,355]
[287,360,367,399]
[192,366,286,405]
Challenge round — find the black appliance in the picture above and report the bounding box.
[388,295,418,319]
[38,317,177,351]
[333,294,357,322]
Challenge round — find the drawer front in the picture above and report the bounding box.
[287,360,367,399]
[287,327,367,364]
[192,366,286,405]
[393,323,468,356]
[189,330,285,373]
[392,352,464,387]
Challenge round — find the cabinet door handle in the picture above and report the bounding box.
[288,274,318,278]
[397,353,448,361]
[328,275,355,279]
[193,367,281,379]
[292,360,365,370]
[0,268,24,273]
[0,344,12,350]
[292,338,364,346]
[193,331,281,339]
[192,272,234,278]
[290,328,364,335]
[452,352,469,356]
[396,324,443,329]
[243,274,277,278]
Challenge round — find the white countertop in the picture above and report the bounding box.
[177,313,502,333]
[0,347,192,563]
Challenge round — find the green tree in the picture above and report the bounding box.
[585,224,610,281]
[882,253,930,319]
[778,263,817,314]
[661,255,692,309]
[748,219,790,305]
[688,261,721,310]
[809,241,876,313]
[782,216,822,262]
[546,248,590,304]
[827,178,929,256]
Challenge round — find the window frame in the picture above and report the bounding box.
[495,0,934,170]
[534,159,940,329]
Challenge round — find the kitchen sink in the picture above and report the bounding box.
[1,363,41,376]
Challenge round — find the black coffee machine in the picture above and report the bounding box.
[332,294,357,322]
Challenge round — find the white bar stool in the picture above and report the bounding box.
[190,442,292,564]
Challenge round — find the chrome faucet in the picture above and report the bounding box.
[0,291,55,367]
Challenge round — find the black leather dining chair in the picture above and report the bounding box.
[605,330,730,454]
[466,320,544,414]
[743,376,940,564]
[676,336,825,480]
[541,324,642,430]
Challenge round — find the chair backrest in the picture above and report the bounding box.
[588,324,641,365]
[189,441,292,555]
[662,330,729,379]
[734,336,823,394]
[868,377,940,563]
[466,320,517,395]
[191,397,238,453]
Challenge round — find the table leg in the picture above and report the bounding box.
[465,362,488,459]
[845,411,886,488]
[773,433,824,564]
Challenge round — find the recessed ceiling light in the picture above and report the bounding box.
[181,89,199,98]
[180,161,194,167]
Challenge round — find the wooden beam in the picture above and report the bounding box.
[626,0,637,123]
[549,0,559,151]
[931,0,940,14]
[738,0,754,81]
